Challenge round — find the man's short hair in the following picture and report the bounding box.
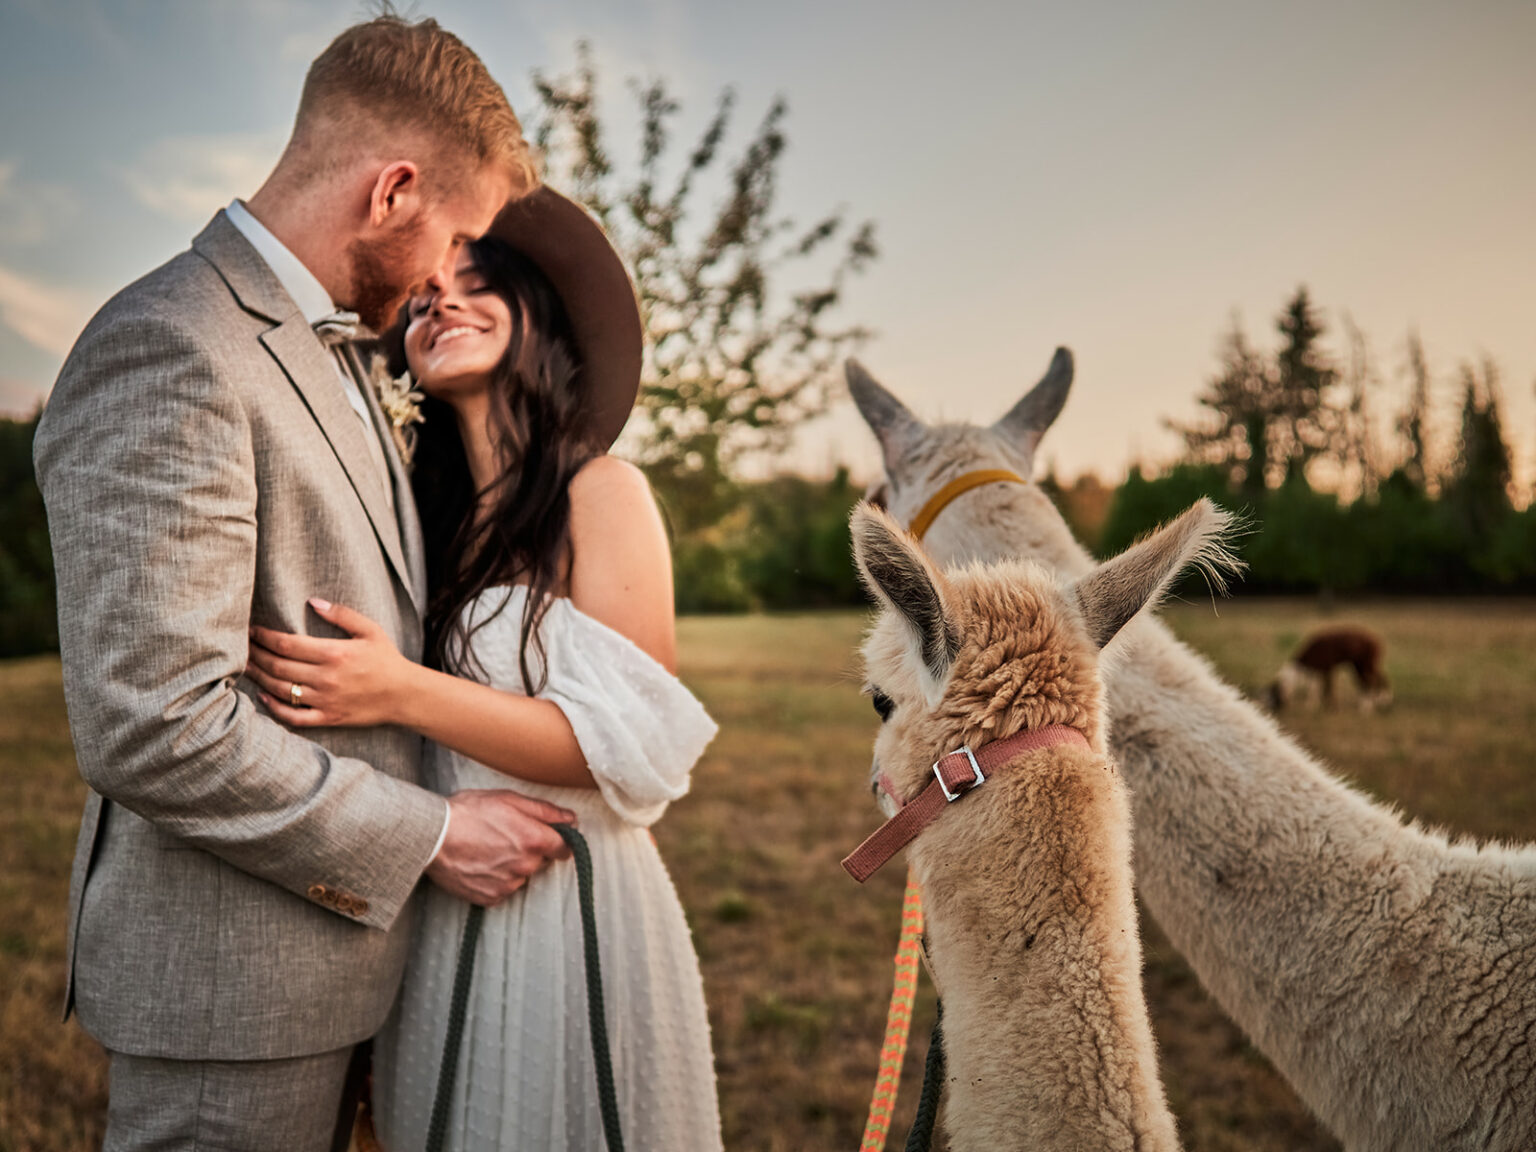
[296,14,536,194]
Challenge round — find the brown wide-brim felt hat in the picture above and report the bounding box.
[487,186,642,449]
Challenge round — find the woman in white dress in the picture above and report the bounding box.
[245,188,724,1151]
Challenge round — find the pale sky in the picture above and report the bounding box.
[2,0,1533,487]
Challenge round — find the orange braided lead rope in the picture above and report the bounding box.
[855,467,1028,1150]
[857,874,925,1152]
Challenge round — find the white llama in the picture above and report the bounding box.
[846,349,1536,1152]
[851,499,1241,1150]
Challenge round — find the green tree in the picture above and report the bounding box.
[663,469,867,612]
[1157,300,1534,595]
[1270,286,1337,483]
[1392,328,1435,493]
[1442,357,1513,557]
[1360,472,1464,589]
[530,44,877,538]
[1174,288,1351,494]
[737,467,864,609]
[1334,315,1381,499]
[0,411,57,656]
[1168,314,1274,497]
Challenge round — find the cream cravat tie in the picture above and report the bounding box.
[313,312,395,512]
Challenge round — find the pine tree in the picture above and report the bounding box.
[1271,286,1336,483]
[1173,288,1342,494]
[1394,329,1434,492]
[1443,357,1513,548]
[1334,315,1381,498]
[1168,313,1274,496]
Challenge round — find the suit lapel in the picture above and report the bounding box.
[191,213,416,612]
[260,321,414,602]
[344,343,428,613]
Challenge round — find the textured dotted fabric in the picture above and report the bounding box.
[372,587,724,1151]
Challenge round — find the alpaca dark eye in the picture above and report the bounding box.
[870,688,895,722]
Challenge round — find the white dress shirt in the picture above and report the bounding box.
[224,199,394,510]
[224,199,449,861]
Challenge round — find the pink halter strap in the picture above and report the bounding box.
[841,724,1090,882]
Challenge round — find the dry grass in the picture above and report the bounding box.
[3,597,1533,1150]
[0,657,107,1152]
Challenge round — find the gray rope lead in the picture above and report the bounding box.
[425,903,484,1152]
[557,822,625,1152]
[904,1000,944,1152]
[424,824,623,1152]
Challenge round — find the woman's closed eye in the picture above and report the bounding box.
[450,269,491,297]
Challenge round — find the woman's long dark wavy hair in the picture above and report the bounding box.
[393,236,601,694]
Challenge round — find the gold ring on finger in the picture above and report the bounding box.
[290,682,306,708]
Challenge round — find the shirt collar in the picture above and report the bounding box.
[224,199,337,326]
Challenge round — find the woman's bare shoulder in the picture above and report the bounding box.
[567,454,658,528]
[569,453,650,499]
[565,455,675,667]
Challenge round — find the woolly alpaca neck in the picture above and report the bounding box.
[912,742,1181,1152]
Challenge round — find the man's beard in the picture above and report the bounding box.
[344,225,425,334]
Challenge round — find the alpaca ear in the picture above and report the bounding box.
[991,346,1074,462]
[847,359,924,475]
[1070,498,1243,649]
[851,502,961,687]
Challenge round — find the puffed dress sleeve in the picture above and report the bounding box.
[539,599,718,826]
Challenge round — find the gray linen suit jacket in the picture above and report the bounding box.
[33,210,450,1061]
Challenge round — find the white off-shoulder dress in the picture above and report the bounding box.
[372,586,723,1152]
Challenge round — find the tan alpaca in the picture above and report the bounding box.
[848,350,1536,1152]
[851,499,1237,1151]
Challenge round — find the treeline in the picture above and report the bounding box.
[1097,464,1536,593]
[1099,287,1535,592]
[4,284,1532,653]
[674,286,1536,606]
[4,407,1533,657]
[664,468,866,612]
[0,419,866,652]
[0,409,867,653]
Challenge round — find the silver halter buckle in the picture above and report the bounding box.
[935,745,985,802]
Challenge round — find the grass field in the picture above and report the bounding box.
[3,596,1534,1150]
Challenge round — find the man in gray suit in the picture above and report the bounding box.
[34,16,575,1150]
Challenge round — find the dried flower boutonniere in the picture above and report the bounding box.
[368,353,425,468]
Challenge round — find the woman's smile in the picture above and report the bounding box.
[429,323,490,349]
[403,247,515,391]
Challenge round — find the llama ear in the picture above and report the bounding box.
[847,359,924,475]
[1070,498,1243,649]
[850,502,961,687]
[991,346,1074,462]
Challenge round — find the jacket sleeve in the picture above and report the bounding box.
[34,309,446,931]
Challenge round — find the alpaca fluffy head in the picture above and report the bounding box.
[853,498,1239,813]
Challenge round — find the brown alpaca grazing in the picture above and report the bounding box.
[850,497,1239,1152]
[1268,625,1391,712]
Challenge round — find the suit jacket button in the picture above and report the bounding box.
[308,884,326,901]
[352,898,369,918]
